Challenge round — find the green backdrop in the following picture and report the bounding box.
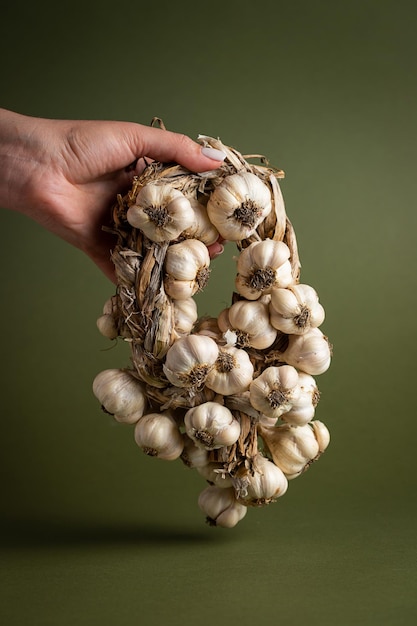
[1,1,417,624]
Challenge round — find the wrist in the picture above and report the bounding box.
[0,108,48,214]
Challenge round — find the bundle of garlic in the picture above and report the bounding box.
[93,121,332,528]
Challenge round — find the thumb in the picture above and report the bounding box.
[123,123,227,172]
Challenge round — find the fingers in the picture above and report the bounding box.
[124,123,226,173]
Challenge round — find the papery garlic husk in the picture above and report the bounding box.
[205,346,254,396]
[218,300,277,350]
[184,401,241,450]
[235,239,293,300]
[281,372,320,426]
[182,198,220,245]
[258,420,330,479]
[234,454,288,506]
[92,368,147,424]
[193,316,223,342]
[173,298,198,336]
[249,365,300,419]
[198,485,247,528]
[270,283,325,334]
[180,433,210,469]
[134,412,184,460]
[163,334,219,389]
[197,462,234,488]
[283,327,332,375]
[164,239,211,300]
[126,183,194,242]
[206,171,272,241]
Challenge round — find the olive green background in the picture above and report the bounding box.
[1,1,417,624]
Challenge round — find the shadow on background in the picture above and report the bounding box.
[0,518,226,551]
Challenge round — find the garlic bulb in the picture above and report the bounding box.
[197,462,233,488]
[270,283,325,334]
[163,334,219,389]
[281,372,320,426]
[134,412,184,460]
[218,300,277,350]
[180,434,210,469]
[198,485,247,528]
[92,368,147,424]
[207,171,272,241]
[259,421,330,479]
[184,401,241,450]
[283,327,332,375]
[182,198,220,246]
[127,184,194,242]
[173,298,198,336]
[235,239,293,300]
[235,454,288,505]
[164,239,211,300]
[249,365,300,419]
[205,346,254,396]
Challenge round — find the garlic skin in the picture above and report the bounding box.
[270,283,325,334]
[207,172,272,241]
[205,346,254,396]
[134,412,184,460]
[182,198,220,246]
[281,372,320,426]
[173,298,198,336]
[127,184,194,242]
[235,239,293,300]
[164,239,211,300]
[249,365,300,419]
[283,327,332,376]
[235,454,288,505]
[259,421,330,479]
[198,485,247,528]
[218,300,277,350]
[180,434,210,469]
[184,402,241,450]
[96,296,119,339]
[92,369,147,424]
[163,334,219,389]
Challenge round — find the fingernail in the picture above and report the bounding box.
[201,146,227,161]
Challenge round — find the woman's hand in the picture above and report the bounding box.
[0,109,226,281]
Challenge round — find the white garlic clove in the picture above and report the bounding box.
[182,198,220,246]
[270,283,325,335]
[223,300,278,350]
[134,412,184,460]
[249,365,301,419]
[163,334,219,389]
[198,485,247,528]
[310,420,331,453]
[280,372,320,426]
[127,184,194,242]
[173,298,198,336]
[283,327,332,375]
[164,239,211,300]
[180,434,210,469]
[207,172,272,241]
[259,421,329,479]
[92,368,147,424]
[184,401,241,450]
[235,239,293,300]
[234,454,288,505]
[205,346,254,396]
[96,313,118,339]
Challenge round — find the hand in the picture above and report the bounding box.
[0,109,226,282]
